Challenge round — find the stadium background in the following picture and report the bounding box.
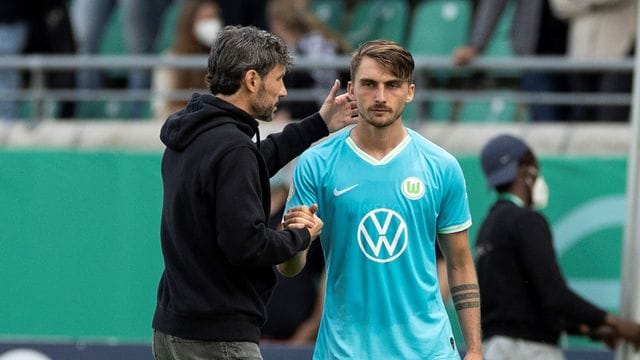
[0,0,636,358]
[0,121,629,360]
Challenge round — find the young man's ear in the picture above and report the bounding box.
[347,81,354,96]
[243,69,260,94]
[406,83,416,103]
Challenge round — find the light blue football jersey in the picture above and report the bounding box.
[286,128,472,359]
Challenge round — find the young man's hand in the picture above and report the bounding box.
[283,204,323,242]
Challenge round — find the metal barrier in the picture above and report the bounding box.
[0,55,634,121]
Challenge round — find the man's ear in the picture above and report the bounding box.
[243,69,260,94]
[347,81,354,96]
[406,83,415,103]
[517,165,534,186]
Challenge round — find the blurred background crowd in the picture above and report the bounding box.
[0,0,636,123]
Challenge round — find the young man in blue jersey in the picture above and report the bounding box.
[280,40,483,359]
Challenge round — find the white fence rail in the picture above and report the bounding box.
[0,55,634,121]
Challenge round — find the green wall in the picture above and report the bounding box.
[0,150,628,348]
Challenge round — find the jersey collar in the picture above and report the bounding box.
[498,193,526,207]
[345,132,412,166]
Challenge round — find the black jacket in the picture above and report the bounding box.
[152,93,329,342]
[475,198,606,345]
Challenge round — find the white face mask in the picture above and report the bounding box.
[193,19,222,46]
[531,175,549,209]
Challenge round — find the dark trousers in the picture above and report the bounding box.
[521,72,570,122]
[568,72,632,122]
[152,329,263,360]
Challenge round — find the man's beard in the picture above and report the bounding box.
[252,87,276,121]
[361,107,402,128]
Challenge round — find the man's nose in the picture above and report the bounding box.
[374,86,386,102]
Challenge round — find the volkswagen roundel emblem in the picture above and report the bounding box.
[357,208,408,263]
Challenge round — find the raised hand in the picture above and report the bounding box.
[318,79,358,132]
[452,46,479,66]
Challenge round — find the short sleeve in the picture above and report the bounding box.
[437,156,472,234]
[285,152,320,215]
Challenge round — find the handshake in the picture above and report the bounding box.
[580,313,640,350]
[282,204,324,243]
[277,204,324,278]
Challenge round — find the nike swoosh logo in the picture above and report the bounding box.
[333,184,359,196]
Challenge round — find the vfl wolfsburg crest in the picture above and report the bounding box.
[401,177,425,200]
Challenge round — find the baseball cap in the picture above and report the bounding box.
[480,134,531,188]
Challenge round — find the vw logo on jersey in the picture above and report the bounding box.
[401,177,425,200]
[357,208,408,263]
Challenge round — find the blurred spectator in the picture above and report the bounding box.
[267,0,350,120]
[452,0,570,122]
[217,0,267,29]
[26,0,77,119]
[0,3,30,121]
[0,0,76,121]
[262,166,326,345]
[152,0,222,120]
[476,134,640,359]
[71,0,177,119]
[550,0,636,122]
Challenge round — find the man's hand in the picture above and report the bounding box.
[283,204,323,242]
[605,313,640,350]
[452,46,479,66]
[277,205,323,277]
[318,79,358,133]
[579,323,619,350]
[463,350,483,360]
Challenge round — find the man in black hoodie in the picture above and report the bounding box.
[152,25,357,360]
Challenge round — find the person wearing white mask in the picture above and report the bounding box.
[152,0,223,119]
[192,2,222,46]
[475,134,640,359]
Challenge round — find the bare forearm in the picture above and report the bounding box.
[438,231,482,358]
[277,249,307,277]
[448,266,482,356]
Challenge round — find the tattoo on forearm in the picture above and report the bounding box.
[450,284,479,293]
[451,283,480,312]
[455,301,481,310]
[452,292,480,302]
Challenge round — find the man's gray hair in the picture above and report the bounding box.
[206,25,292,95]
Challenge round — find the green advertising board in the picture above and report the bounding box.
[0,150,629,350]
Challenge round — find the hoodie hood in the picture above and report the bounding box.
[160,93,260,151]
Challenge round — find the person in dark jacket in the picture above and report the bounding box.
[0,0,76,120]
[476,134,640,359]
[151,25,357,360]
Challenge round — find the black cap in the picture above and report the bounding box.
[480,134,531,187]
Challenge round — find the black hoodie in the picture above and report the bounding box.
[152,93,329,342]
